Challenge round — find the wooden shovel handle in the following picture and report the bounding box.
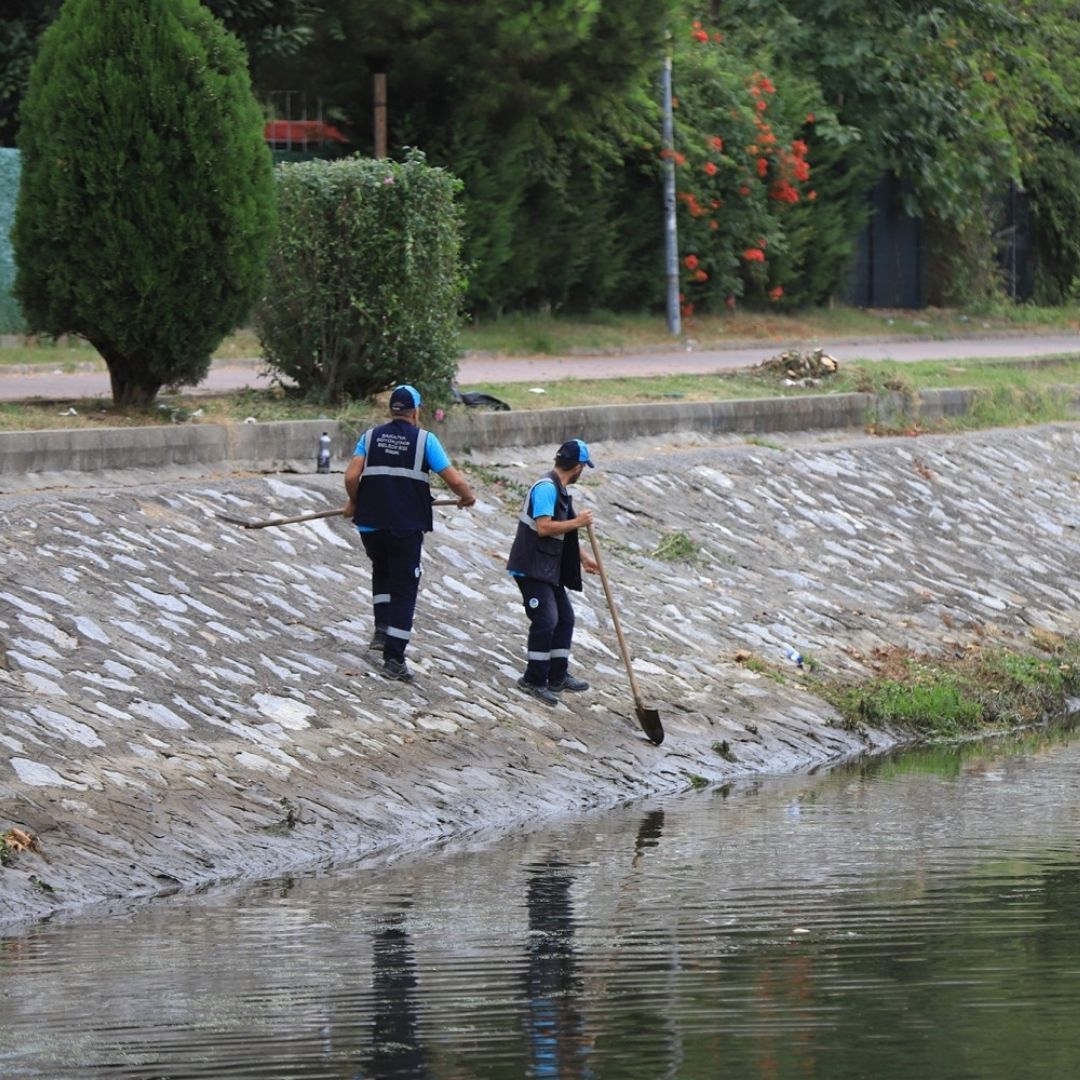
[586,522,646,706]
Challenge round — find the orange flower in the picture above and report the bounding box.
[742,247,766,262]
[709,135,724,151]
[684,254,700,270]
[738,185,751,197]
[693,269,709,282]
[806,112,815,124]
[704,161,718,176]
[709,219,719,230]
[807,190,817,201]
[769,286,784,300]
[756,157,768,177]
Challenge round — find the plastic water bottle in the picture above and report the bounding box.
[316,431,331,474]
[783,644,804,668]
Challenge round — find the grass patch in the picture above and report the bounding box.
[458,304,1080,355]
[652,530,698,562]
[736,653,789,685]
[457,354,1080,413]
[820,643,1080,739]
[712,740,739,763]
[0,388,385,434]
[459,462,529,505]
[0,329,261,368]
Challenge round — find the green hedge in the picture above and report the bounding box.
[255,151,464,404]
[0,149,24,334]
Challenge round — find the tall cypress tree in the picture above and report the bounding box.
[14,0,274,405]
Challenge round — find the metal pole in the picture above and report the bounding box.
[661,53,681,337]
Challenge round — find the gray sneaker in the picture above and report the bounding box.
[517,677,559,707]
[382,658,414,683]
[549,674,589,693]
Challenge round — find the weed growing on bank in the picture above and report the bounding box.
[820,642,1080,738]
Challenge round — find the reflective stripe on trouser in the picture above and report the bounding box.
[516,578,575,686]
[361,529,424,662]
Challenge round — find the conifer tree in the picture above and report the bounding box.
[14,0,274,404]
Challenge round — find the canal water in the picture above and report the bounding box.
[3,725,1080,1079]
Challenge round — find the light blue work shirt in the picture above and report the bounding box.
[509,479,558,577]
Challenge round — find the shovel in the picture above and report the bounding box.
[219,499,460,530]
[586,522,665,745]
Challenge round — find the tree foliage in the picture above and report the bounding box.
[0,0,321,147]
[251,0,676,315]
[14,0,275,405]
[254,152,464,403]
[9,0,1080,313]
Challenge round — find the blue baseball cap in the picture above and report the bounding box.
[389,384,422,412]
[556,438,595,468]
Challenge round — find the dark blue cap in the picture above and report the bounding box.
[556,438,595,468]
[389,384,422,412]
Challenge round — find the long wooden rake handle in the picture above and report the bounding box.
[586,522,647,707]
[228,499,461,530]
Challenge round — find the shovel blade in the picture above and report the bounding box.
[635,706,664,746]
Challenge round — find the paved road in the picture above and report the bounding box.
[1,333,1079,400]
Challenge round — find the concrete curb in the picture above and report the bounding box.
[1,387,1077,480]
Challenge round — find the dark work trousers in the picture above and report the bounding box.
[361,529,424,662]
[517,577,575,687]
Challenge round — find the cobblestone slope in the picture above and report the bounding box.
[2,423,1078,925]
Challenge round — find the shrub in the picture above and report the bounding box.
[13,0,275,405]
[0,149,24,333]
[254,151,464,404]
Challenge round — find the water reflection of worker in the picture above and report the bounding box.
[524,858,595,1079]
[357,908,430,1080]
[632,809,666,869]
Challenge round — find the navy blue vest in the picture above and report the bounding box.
[506,471,583,590]
[353,420,434,532]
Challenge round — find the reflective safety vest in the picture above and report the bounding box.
[506,470,582,591]
[353,420,434,532]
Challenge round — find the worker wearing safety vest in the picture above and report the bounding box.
[344,384,475,683]
[506,439,599,706]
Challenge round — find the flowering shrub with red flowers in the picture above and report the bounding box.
[668,18,820,313]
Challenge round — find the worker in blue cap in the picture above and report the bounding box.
[344,384,475,683]
[506,439,599,705]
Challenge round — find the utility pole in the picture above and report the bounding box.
[373,73,387,158]
[661,50,681,337]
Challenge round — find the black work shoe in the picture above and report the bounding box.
[517,677,559,707]
[549,674,590,693]
[382,658,415,683]
[369,627,387,651]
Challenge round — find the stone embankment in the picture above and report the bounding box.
[1,423,1079,926]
